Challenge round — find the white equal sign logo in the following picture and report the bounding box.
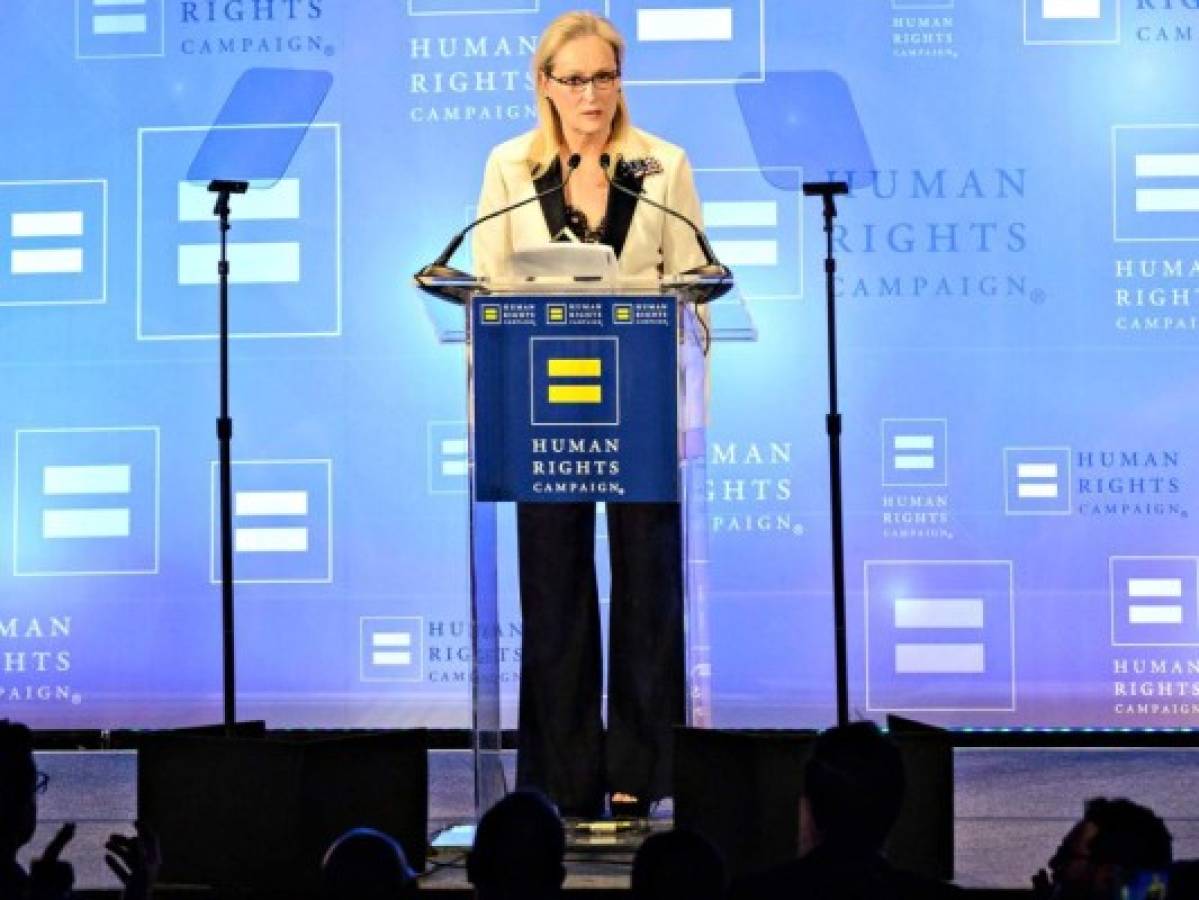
[1134,153,1199,215]
[703,201,778,268]
[92,0,149,34]
[10,210,84,277]
[1042,0,1100,19]
[636,6,733,42]
[176,179,301,286]
[893,597,986,674]
[893,433,936,471]
[440,437,468,478]
[41,464,131,539]
[233,489,309,553]
[371,629,413,667]
[1016,461,1060,499]
[1126,576,1184,625]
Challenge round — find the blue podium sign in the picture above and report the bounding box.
[471,294,679,503]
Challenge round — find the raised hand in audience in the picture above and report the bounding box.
[29,822,75,900]
[103,820,160,900]
[1030,865,1052,900]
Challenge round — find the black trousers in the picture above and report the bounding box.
[515,501,684,816]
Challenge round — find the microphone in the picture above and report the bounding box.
[416,153,582,281]
[598,153,731,288]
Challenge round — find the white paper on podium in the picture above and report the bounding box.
[509,241,618,281]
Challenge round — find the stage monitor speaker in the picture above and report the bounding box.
[886,714,954,882]
[674,723,953,881]
[132,726,428,893]
[674,728,816,877]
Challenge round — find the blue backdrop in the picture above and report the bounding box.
[2,0,1197,730]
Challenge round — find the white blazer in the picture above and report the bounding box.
[471,126,707,282]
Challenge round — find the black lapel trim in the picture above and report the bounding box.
[533,158,570,242]
[603,160,645,258]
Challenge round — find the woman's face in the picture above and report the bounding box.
[541,35,621,144]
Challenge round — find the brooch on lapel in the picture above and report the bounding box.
[618,156,664,179]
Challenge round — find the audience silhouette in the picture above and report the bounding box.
[321,826,418,899]
[1032,797,1173,900]
[1,720,43,899]
[1,719,157,900]
[467,789,566,900]
[631,828,726,900]
[732,721,962,900]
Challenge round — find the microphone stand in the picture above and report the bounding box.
[414,154,582,302]
[803,180,851,727]
[598,154,733,304]
[209,178,247,735]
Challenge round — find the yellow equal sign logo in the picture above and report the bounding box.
[547,305,566,323]
[481,305,501,323]
[547,357,602,404]
[613,305,632,323]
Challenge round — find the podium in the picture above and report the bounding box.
[421,274,724,818]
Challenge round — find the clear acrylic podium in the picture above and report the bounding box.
[419,273,726,818]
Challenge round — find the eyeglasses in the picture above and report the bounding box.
[34,770,50,795]
[546,70,621,94]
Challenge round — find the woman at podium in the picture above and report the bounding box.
[472,11,707,819]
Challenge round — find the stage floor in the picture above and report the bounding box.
[22,747,1199,892]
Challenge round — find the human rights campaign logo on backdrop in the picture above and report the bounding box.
[695,167,805,340]
[0,181,107,308]
[428,421,469,494]
[890,1,956,60]
[404,0,609,126]
[1113,126,1199,243]
[530,338,620,426]
[882,419,948,488]
[137,123,341,340]
[13,427,160,577]
[696,168,803,303]
[1024,0,1119,45]
[76,0,165,59]
[360,617,424,683]
[1110,556,1199,647]
[865,560,1016,712]
[602,1,764,84]
[1003,447,1071,516]
[210,459,332,584]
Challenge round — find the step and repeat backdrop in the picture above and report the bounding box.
[1,0,1197,730]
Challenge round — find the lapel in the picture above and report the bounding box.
[532,158,571,243]
[603,159,645,259]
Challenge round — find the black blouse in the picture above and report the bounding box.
[564,203,606,244]
[532,156,646,257]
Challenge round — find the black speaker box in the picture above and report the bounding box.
[886,714,954,882]
[674,728,816,878]
[674,719,953,881]
[127,724,427,893]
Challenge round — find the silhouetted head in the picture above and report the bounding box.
[0,720,38,859]
[631,829,726,900]
[467,790,565,900]
[1048,798,1172,900]
[801,721,905,854]
[321,827,417,900]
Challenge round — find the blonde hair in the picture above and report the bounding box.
[528,11,632,176]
